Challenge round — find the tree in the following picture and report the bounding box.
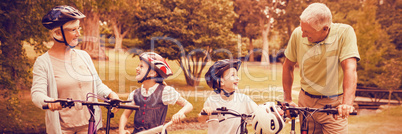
[256,0,285,64]
[101,0,142,51]
[0,0,50,131]
[376,0,401,50]
[374,58,402,106]
[335,0,396,87]
[134,0,238,86]
[232,0,260,62]
[274,0,306,49]
[232,0,285,63]
[79,0,109,60]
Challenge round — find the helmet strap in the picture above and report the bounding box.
[59,26,75,48]
[214,78,235,97]
[138,66,151,83]
[221,89,235,97]
[53,37,65,43]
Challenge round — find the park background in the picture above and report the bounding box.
[0,0,401,133]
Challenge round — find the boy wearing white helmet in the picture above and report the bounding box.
[119,52,193,134]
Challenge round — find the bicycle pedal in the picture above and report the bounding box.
[110,113,114,118]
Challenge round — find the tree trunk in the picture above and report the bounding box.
[261,21,271,65]
[114,26,123,50]
[80,9,108,60]
[238,34,242,58]
[112,21,130,51]
[388,90,393,108]
[248,38,254,62]
[178,50,209,87]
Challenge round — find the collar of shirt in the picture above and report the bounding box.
[140,83,160,97]
[303,24,337,46]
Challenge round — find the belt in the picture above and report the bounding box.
[301,89,343,99]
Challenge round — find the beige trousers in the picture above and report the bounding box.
[298,90,348,134]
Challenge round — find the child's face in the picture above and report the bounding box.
[136,60,156,81]
[220,68,239,92]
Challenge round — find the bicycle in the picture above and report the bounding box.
[277,101,357,134]
[42,93,139,134]
[199,101,358,134]
[200,107,253,134]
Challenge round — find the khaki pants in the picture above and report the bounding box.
[298,90,348,134]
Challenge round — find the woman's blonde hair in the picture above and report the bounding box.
[50,20,80,40]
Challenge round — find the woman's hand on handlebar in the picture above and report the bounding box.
[47,98,62,111]
[336,104,355,119]
[108,92,120,113]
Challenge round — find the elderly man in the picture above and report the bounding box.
[282,3,360,134]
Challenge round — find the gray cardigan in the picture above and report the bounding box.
[31,49,113,134]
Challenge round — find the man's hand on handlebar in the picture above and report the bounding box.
[335,104,355,119]
[283,101,298,118]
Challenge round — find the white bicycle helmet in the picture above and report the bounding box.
[252,102,285,134]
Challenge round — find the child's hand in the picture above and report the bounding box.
[172,112,186,123]
[118,129,130,134]
[201,107,214,116]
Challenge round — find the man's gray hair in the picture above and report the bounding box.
[300,3,332,31]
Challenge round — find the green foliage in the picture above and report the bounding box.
[134,0,238,86]
[329,0,401,88]
[351,0,395,87]
[0,0,51,131]
[136,0,237,59]
[376,0,402,50]
[275,0,322,48]
[232,0,260,40]
[374,58,402,91]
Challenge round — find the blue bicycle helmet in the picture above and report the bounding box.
[42,5,85,30]
[42,6,85,48]
[205,59,241,97]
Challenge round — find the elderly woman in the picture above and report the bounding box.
[31,5,119,134]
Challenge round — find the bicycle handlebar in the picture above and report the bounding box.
[277,101,357,115]
[200,107,253,117]
[42,98,139,110]
[284,106,357,115]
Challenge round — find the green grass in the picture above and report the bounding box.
[348,106,402,134]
